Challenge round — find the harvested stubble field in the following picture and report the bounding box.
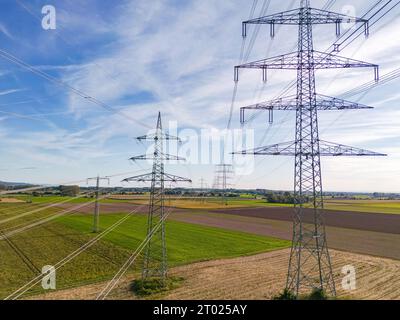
[1,196,399,300]
[31,248,400,300]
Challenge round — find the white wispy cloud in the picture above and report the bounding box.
[0,88,24,96]
[1,0,399,191]
[0,22,13,40]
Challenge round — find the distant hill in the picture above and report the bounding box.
[0,181,34,187]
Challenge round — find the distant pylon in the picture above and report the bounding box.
[87,175,110,233]
[214,164,234,206]
[198,178,207,203]
[233,0,386,297]
[123,112,191,284]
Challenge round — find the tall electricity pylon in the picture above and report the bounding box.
[87,175,110,233]
[233,0,386,297]
[198,178,207,203]
[123,112,191,284]
[214,164,234,205]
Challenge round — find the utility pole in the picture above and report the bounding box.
[87,175,110,233]
[123,112,191,285]
[233,0,386,297]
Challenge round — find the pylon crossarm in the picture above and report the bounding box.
[122,173,154,183]
[235,51,377,74]
[136,132,181,142]
[240,94,373,124]
[241,94,372,111]
[163,173,192,183]
[233,140,387,157]
[315,95,373,110]
[233,141,295,156]
[130,153,185,162]
[318,140,387,157]
[87,176,110,182]
[243,8,366,29]
[123,172,191,183]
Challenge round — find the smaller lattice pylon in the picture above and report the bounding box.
[214,164,234,206]
[198,178,208,203]
[122,112,191,284]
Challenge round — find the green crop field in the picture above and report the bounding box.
[0,206,290,299]
[60,214,290,263]
[324,200,400,215]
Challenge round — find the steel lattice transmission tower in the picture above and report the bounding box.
[123,112,191,284]
[233,0,386,297]
[214,164,234,205]
[198,178,207,203]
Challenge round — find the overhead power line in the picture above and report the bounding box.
[5,203,146,300]
[341,66,400,98]
[335,0,400,52]
[0,49,152,129]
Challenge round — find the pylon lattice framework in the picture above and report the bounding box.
[213,164,234,205]
[123,112,191,283]
[234,0,386,297]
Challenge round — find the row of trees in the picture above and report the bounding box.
[265,191,295,204]
[264,191,310,204]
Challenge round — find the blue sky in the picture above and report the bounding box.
[0,0,399,192]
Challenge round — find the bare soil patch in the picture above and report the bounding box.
[212,207,400,235]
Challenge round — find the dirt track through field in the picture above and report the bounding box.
[211,207,400,234]
[31,249,400,300]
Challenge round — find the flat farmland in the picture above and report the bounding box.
[107,196,291,209]
[107,196,400,214]
[211,206,400,234]
[12,195,400,214]
[23,196,400,260]
[324,199,400,215]
[31,249,400,300]
[0,200,289,299]
[1,195,399,300]
[170,210,400,260]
